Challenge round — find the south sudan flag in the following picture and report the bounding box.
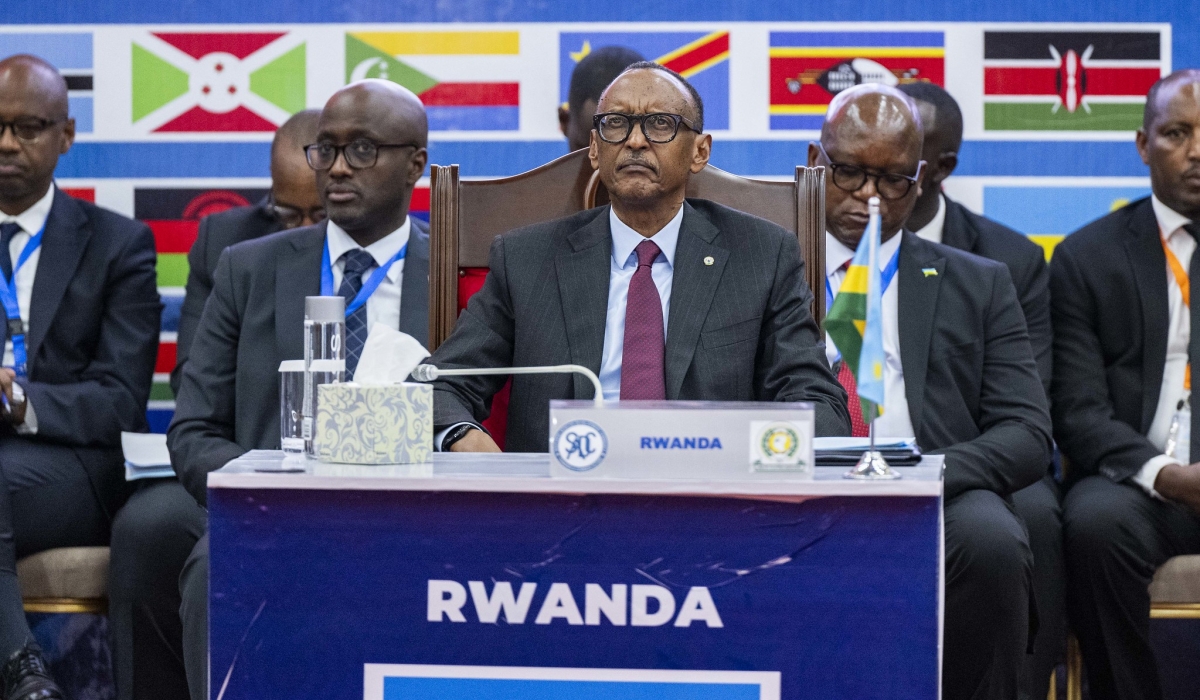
[983,31,1162,131]
[826,214,887,423]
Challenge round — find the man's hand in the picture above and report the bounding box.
[0,368,26,426]
[448,428,502,453]
[1154,462,1200,513]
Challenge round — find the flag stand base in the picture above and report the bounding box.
[844,450,902,480]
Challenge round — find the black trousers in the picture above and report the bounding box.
[1064,475,1200,700]
[108,478,205,700]
[180,534,207,700]
[1013,475,1066,700]
[0,438,114,659]
[944,489,1034,700]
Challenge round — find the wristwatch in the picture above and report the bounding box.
[441,423,477,451]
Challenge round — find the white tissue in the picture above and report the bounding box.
[353,323,430,385]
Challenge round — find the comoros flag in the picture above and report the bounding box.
[825,209,887,423]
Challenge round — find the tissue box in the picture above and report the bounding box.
[314,382,433,464]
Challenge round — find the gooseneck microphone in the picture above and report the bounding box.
[412,364,604,406]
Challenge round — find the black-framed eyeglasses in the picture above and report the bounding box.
[304,139,421,171]
[267,193,326,229]
[813,141,923,201]
[592,112,701,144]
[0,117,62,144]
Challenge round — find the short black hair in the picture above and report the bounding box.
[614,60,705,132]
[567,45,645,115]
[1143,69,1200,131]
[898,82,962,152]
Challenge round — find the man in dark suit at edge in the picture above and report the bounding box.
[0,55,160,700]
[1054,69,1200,700]
[169,108,323,395]
[430,61,850,453]
[812,84,1052,700]
[898,81,1064,700]
[108,109,322,700]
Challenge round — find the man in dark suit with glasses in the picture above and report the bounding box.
[429,61,849,454]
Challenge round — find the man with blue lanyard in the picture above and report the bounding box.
[812,84,1052,700]
[0,55,160,700]
[116,79,430,700]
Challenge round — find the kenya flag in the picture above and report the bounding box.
[983,31,1162,131]
[132,32,306,132]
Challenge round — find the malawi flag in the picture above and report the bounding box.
[825,210,887,423]
[983,31,1162,131]
[132,32,307,132]
[769,31,944,131]
[346,31,520,131]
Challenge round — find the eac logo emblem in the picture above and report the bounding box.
[553,420,608,472]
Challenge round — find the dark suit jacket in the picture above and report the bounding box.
[941,195,1052,395]
[171,199,282,395]
[430,199,851,452]
[898,232,1052,501]
[168,218,430,505]
[1050,197,1170,483]
[7,189,161,516]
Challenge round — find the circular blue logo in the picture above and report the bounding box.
[552,420,608,472]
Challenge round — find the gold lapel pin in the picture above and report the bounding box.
[922,267,938,277]
[704,256,715,266]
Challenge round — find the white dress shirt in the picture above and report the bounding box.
[598,205,681,401]
[913,193,947,245]
[1133,196,1196,498]
[0,184,53,433]
[324,217,409,333]
[825,231,915,439]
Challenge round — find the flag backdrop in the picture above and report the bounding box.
[0,14,1179,429]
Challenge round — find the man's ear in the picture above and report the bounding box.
[407,148,428,188]
[60,117,75,154]
[931,151,958,186]
[588,130,600,170]
[806,141,820,168]
[1136,129,1151,166]
[691,133,712,173]
[558,105,571,139]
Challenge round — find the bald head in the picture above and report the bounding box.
[0,54,75,215]
[314,79,430,244]
[809,84,926,249]
[1144,69,1200,132]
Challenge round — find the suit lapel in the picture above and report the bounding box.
[1126,200,1169,432]
[897,231,944,437]
[665,203,727,399]
[27,189,90,372]
[555,209,612,398]
[399,218,430,347]
[275,222,325,362]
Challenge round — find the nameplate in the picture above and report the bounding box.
[548,401,814,480]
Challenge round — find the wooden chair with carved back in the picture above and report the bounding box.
[428,148,826,449]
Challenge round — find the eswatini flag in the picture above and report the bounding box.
[346,31,521,131]
[983,31,1163,131]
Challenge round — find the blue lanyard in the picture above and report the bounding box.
[319,239,407,315]
[825,246,901,363]
[0,224,44,378]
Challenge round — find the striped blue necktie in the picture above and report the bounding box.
[338,249,375,378]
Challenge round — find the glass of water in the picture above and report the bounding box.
[279,360,306,462]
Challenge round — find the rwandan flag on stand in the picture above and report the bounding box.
[825,201,887,424]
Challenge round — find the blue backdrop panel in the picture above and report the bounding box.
[209,488,940,700]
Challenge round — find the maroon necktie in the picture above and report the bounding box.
[620,240,666,400]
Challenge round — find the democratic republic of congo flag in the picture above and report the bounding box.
[983,31,1163,131]
[770,31,944,130]
[131,32,307,132]
[825,210,887,423]
[346,31,521,131]
[559,31,730,130]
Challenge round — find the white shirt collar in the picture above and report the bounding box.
[826,228,903,277]
[913,193,947,245]
[325,217,411,282]
[1152,195,1193,240]
[0,184,55,235]
[609,205,683,269]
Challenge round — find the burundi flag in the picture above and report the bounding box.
[769,31,944,130]
[0,32,94,133]
[131,32,307,132]
[346,31,521,131]
[983,184,1151,260]
[559,31,731,130]
[983,31,1163,131]
[826,207,887,423]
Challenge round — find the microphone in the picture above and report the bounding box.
[412,364,604,405]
